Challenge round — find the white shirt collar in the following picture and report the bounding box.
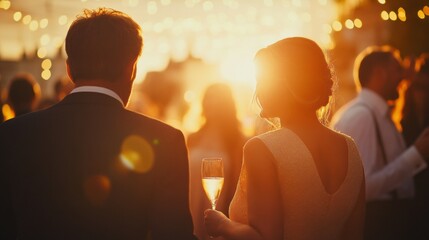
[358,88,389,116]
[70,86,124,107]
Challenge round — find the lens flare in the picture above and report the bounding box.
[120,135,155,173]
[83,175,111,206]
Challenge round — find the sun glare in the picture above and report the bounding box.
[119,135,155,173]
[220,58,256,84]
[1,1,337,134]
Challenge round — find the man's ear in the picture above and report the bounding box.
[127,59,138,82]
[131,61,137,81]
[66,60,74,81]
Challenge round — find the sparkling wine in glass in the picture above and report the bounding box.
[201,158,224,210]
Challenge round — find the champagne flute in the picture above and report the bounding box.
[201,158,224,210]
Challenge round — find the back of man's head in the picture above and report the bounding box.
[65,8,143,83]
[354,46,401,88]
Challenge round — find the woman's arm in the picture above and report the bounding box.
[205,138,283,240]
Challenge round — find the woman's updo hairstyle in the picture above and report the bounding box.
[255,37,334,123]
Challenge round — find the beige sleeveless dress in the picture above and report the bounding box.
[229,128,364,240]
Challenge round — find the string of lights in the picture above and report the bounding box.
[1,0,429,82]
[0,0,337,83]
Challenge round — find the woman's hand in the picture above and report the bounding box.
[204,209,230,237]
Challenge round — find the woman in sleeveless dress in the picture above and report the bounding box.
[204,37,365,240]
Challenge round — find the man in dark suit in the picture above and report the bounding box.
[0,8,196,239]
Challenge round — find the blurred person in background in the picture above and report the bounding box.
[187,82,246,240]
[0,85,4,123]
[401,53,429,239]
[204,37,365,240]
[402,54,429,147]
[6,73,40,117]
[0,99,4,123]
[0,8,196,240]
[331,46,429,240]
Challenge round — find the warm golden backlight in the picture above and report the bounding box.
[120,135,155,173]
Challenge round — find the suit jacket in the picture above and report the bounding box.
[0,92,196,240]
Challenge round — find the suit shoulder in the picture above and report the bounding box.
[124,109,183,135]
[0,111,34,130]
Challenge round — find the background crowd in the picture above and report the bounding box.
[1,37,429,240]
[1,2,429,240]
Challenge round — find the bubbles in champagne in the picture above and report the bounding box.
[202,177,224,209]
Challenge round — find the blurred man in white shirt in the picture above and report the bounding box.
[331,46,429,240]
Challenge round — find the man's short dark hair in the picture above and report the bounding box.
[65,8,143,82]
[354,46,401,87]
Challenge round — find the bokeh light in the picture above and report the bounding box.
[345,19,354,29]
[119,135,155,173]
[332,21,342,31]
[83,175,111,207]
[29,20,39,31]
[389,11,397,21]
[41,59,52,70]
[22,15,31,25]
[13,11,22,22]
[354,18,362,28]
[147,1,158,15]
[203,1,214,11]
[39,18,48,29]
[128,0,139,7]
[417,10,425,19]
[37,47,47,58]
[41,69,51,80]
[423,6,429,16]
[58,15,68,25]
[184,90,197,103]
[0,0,11,10]
[0,0,390,134]
[40,34,50,46]
[160,0,171,5]
[398,8,406,22]
[380,11,389,21]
